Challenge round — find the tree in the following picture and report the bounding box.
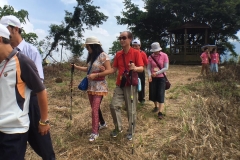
[0,5,38,45]
[42,0,108,62]
[109,40,122,55]
[116,0,240,56]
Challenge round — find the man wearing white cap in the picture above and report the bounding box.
[0,15,55,160]
[0,23,50,160]
[132,39,148,104]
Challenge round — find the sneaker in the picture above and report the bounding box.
[89,133,99,142]
[152,107,158,112]
[126,134,132,141]
[99,123,107,130]
[110,129,123,138]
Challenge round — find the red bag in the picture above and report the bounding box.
[91,71,105,81]
[119,54,138,87]
[120,71,138,87]
[126,71,138,86]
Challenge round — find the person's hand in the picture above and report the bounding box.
[70,63,77,68]
[88,73,98,80]
[99,66,105,71]
[148,77,152,82]
[129,62,136,71]
[152,72,157,77]
[38,124,50,136]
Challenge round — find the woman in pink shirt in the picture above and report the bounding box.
[210,48,219,74]
[200,47,210,76]
[147,42,169,119]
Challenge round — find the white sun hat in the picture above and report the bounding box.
[82,36,101,47]
[150,42,162,52]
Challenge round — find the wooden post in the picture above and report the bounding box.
[205,29,208,44]
[184,28,187,63]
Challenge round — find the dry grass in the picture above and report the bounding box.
[25,64,240,160]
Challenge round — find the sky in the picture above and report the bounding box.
[0,0,239,62]
[0,0,145,62]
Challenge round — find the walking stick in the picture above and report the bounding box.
[129,60,134,154]
[70,63,74,120]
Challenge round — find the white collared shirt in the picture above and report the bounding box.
[17,39,44,80]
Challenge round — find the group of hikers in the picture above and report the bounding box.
[73,32,169,142]
[0,15,169,159]
[200,47,220,76]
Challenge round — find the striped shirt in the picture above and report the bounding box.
[0,49,45,134]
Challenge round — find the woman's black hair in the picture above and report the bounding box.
[86,44,104,65]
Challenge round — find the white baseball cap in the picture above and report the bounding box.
[0,15,21,28]
[132,39,141,45]
[0,23,10,39]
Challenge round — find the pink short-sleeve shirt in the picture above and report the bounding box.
[210,53,219,63]
[201,52,209,64]
[148,52,169,78]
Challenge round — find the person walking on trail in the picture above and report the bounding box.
[200,47,210,76]
[0,24,50,160]
[109,31,144,140]
[147,42,169,119]
[72,36,112,142]
[210,48,220,74]
[132,39,148,105]
[0,15,55,160]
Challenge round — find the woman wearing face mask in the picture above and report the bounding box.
[73,36,112,141]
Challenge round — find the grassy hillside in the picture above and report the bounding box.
[25,63,240,160]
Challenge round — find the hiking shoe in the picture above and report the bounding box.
[126,134,132,141]
[110,129,123,138]
[99,123,107,130]
[158,112,165,120]
[152,107,158,112]
[89,133,99,142]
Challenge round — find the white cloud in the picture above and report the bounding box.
[61,0,77,5]
[21,19,47,42]
[0,0,8,7]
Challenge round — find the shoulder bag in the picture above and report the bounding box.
[119,54,138,88]
[150,55,171,90]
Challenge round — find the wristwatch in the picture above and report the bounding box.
[39,120,50,126]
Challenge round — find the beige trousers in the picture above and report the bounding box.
[110,86,137,134]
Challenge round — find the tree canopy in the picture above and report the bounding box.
[0,5,38,45]
[109,40,122,55]
[42,0,108,62]
[116,0,240,56]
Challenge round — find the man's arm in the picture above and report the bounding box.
[36,89,50,136]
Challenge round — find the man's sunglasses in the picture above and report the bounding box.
[118,36,128,40]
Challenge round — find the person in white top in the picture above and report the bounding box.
[0,15,55,160]
[0,23,50,160]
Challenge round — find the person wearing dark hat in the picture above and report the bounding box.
[0,15,55,160]
[147,42,169,119]
[132,39,148,104]
[73,36,112,142]
[0,23,50,160]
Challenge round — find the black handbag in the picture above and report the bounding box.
[150,55,171,90]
